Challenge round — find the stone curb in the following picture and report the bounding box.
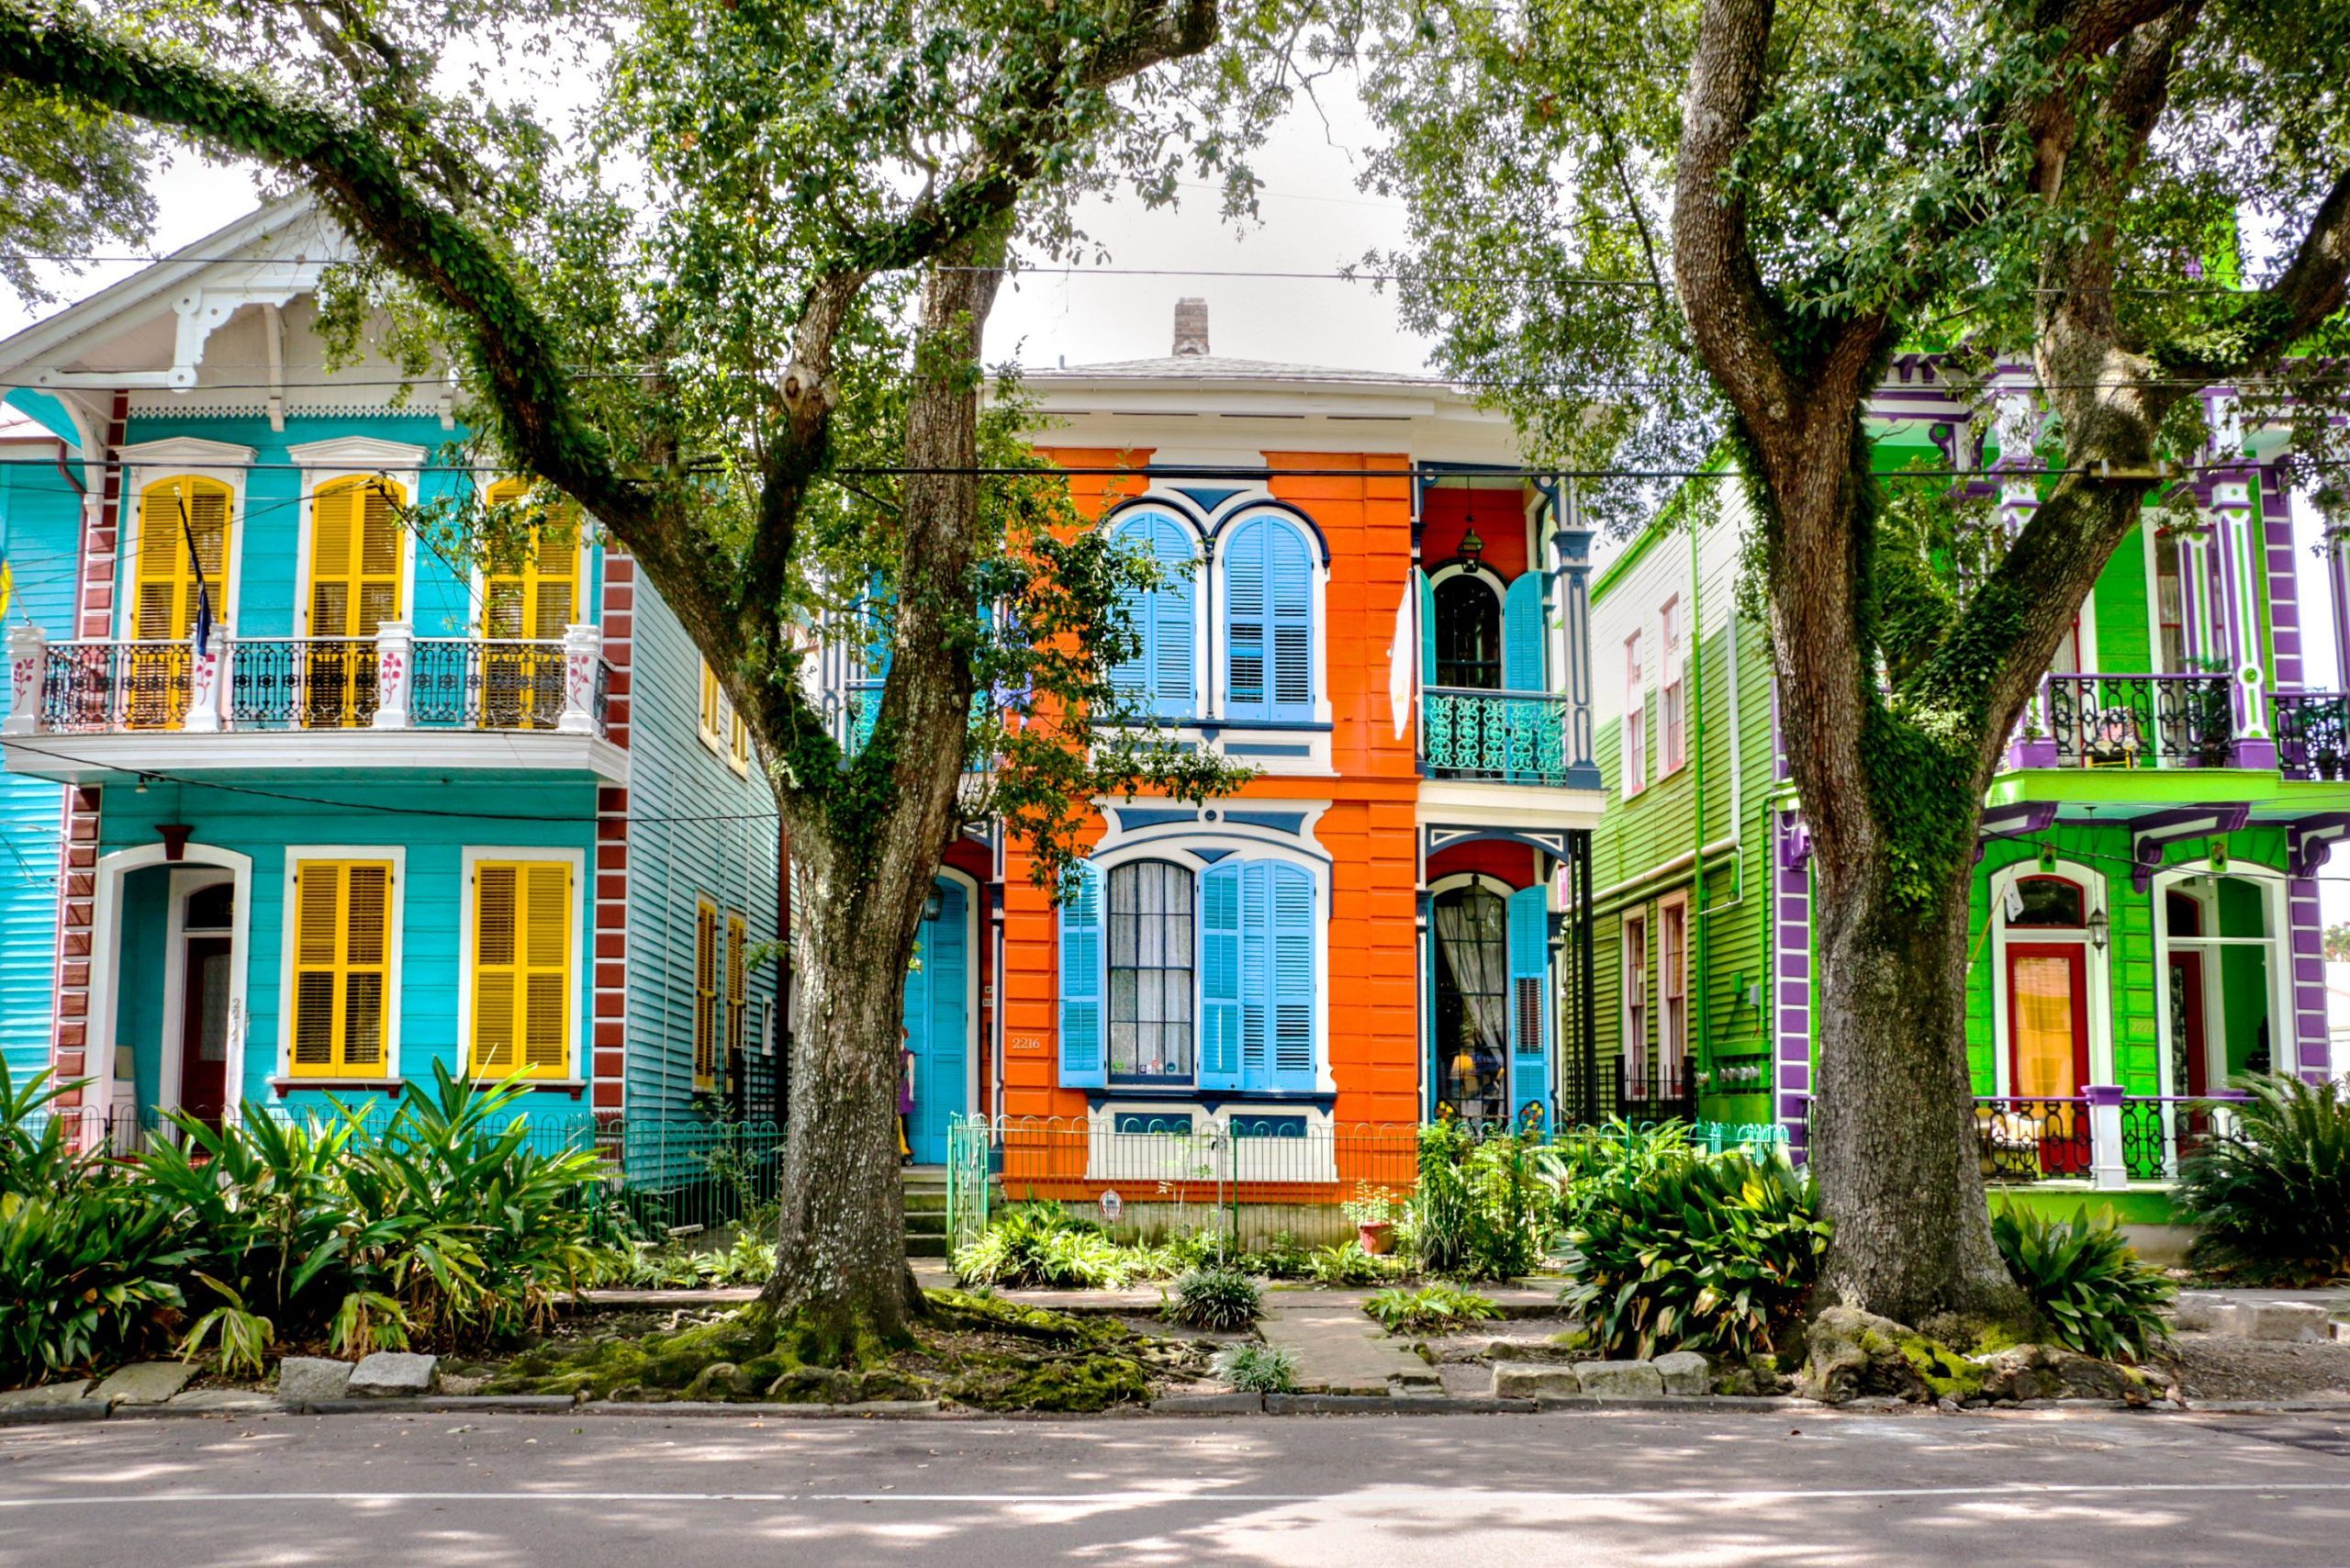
[0,1401,108,1428]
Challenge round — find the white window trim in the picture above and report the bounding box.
[1210,504,1332,730]
[1660,594,1687,777]
[274,845,408,1083]
[291,457,424,641]
[1621,909,1649,1088]
[1109,509,1209,722]
[114,438,258,640]
[1984,858,2115,1097]
[1658,889,1690,1081]
[157,867,237,1120]
[455,845,591,1084]
[2148,858,2297,1094]
[1622,631,1648,796]
[84,843,253,1124]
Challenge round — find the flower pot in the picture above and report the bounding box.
[1356,1219,1395,1256]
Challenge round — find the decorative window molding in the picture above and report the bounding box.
[458,846,588,1082]
[278,846,407,1081]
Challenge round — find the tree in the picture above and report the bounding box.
[2326,924,2350,964]
[0,0,1290,1352]
[1361,0,2350,1323]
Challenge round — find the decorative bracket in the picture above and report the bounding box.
[2129,803,2252,890]
[1975,801,2058,862]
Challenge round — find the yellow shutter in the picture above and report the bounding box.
[699,661,724,747]
[287,858,394,1077]
[480,478,583,641]
[693,901,718,1091]
[308,477,405,637]
[727,913,748,1066]
[134,476,233,641]
[469,859,573,1079]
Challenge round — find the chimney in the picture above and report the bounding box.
[1172,297,1210,357]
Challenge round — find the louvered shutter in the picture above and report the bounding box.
[1265,525,1313,720]
[1506,883,1551,1129]
[1057,863,1105,1088]
[1266,864,1315,1091]
[472,864,520,1074]
[1237,864,1270,1087]
[1225,523,1267,718]
[133,477,232,642]
[1416,567,1436,691]
[1502,570,1545,691]
[727,913,748,1070]
[522,864,571,1071]
[292,862,344,1072]
[1109,514,1195,720]
[308,478,404,636]
[289,858,391,1076]
[693,902,718,1089]
[1198,863,1242,1091]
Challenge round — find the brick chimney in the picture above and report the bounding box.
[1172,297,1210,357]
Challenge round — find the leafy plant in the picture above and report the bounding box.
[1991,1207,2174,1363]
[330,1291,412,1357]
[179,1275,275,1378]
[1408,1122,1552,1281]
[1561,1151,1830,1361]
[1341,1183,1406,1227]
[1164,1267,1260,1330]
[1538,1119,1696,1229]
[2176,1075,2350,1283]
[1213,1343,1298,1394]
[952,1203,1141,1289]
[0,1182,194,1383]
[1306,1242,1394,1286]
[1362,1282,1498,1336]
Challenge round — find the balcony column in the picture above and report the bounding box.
[2209,477,2275,765]
[371,621,413,730]
[560,622,602,735]
[2327,513,2350,694]
[2084,1083,2128,1191]
[4,622,46,735]
[1554,516,1595,772]
[184,622,229,733]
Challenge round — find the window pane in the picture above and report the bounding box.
[1108,859,1195,1081]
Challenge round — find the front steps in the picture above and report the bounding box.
[904,1167,950,1259]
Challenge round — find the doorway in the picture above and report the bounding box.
[173,879,236,1133]
[2007,942,2090,1174]
[901,877,970,1166]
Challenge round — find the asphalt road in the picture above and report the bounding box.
[8,1406,2350,1567]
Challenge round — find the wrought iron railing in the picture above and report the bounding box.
[2273,692,2350,780]
[2042,673,2234,768]
[225,636,377,730]
[1974,1095,2092,1181]
[1420,686,1575,785]
[1559,1056,1697,1129]
[2118,1093,2247,1181]
[410,637,568,730]
[39,640,191,732]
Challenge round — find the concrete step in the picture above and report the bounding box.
[904,1235,950,1259]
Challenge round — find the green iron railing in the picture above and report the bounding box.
[1419,686,1574,785]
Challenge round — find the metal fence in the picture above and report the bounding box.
[26,1104,783,1238]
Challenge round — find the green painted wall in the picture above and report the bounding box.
[2092,522,2153,673]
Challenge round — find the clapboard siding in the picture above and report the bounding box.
[0,459,81,1081]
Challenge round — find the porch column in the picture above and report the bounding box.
[5,622,45,734]
[371,621,412,730]
[2085,1083,2127,1191]
[2210,476,2271,760]
[2327,513,2350,695]
[560,622,603,735]
[185,622,227,734]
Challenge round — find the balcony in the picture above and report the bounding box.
[2272,692,2350,781]
[3,623,624,784]
[2032,673,2236,769]
[1419,687,1588,786]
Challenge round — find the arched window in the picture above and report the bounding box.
[1107,859,1194,1081]
[1433,883,1509,1120]
[2008,875,2085,928]
[1222,516,1314,722]
[1433,574,1502,689]
[1107,512,1196,720]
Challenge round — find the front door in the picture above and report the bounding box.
[178,935,232,1133]
[2008,942,2090,1174]
[901,879,968,1166]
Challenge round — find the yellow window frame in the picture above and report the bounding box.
[129,476,234,731]
[469,859,576,1081]
[726,912,749,1068]
[479,477,585,641]
[693,898,719,1092]
[288,858,395,1078]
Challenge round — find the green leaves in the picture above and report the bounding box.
[1361,1282,1497,1335]
[2177,1074,2350,1284]
[1990,1207,2173,1362]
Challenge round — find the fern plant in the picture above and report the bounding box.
[1991,1207,2174,1362]
[2176,1074,2350,1283]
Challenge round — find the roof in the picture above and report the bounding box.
[1033,353,1447,388]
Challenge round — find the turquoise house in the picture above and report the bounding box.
[0,198,782,1142]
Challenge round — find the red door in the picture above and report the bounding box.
[2170,950,2210,1147]
[178,935,231,1133]
[2007,943,2090,1174]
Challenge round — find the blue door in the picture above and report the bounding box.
[902,878,969,1164]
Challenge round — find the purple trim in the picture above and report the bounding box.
[2265,465,2303,691]
[1976,801,2058,862]
[2232,736,2279,770]
[1774,808,1815,1154]
[2083,1083,2124,1108]
[1778,815,1812,870]
[2288,815,2350,877]
[2289,875,2331,1079]
[2009,735,2060,770]
[2129,802,2254,890]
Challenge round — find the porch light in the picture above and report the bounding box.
[1458,526,1485,577]
[924,890,945,923]
[2087,905,2109,951]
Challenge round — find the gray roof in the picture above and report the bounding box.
[1034,353,1446,386]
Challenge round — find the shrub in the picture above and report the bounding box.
[1306,1241,1393,1286]
[2176,1075,2350,1283]
[1213,1343,1298,1394]
[1538,1119,1695,1228]
[1992,1208,2174,1362]
[951,1203,1140,1289]
[1362,1282,1497,1336]
[1561,1150,1829,1361]
[0,1182,195,1383]
[1408,1123,1551,1282]
[1165,1266,1260,1329]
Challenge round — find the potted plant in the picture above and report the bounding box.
[1343,1182,1404,1256]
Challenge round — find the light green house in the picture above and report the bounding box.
[1583,361,2350,1189]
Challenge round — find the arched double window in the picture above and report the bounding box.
[1106,512,1197,720]
[1433,574,1502,689]
[1060,855,1317,1093]
[1222,515,1315,722]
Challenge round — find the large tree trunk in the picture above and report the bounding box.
[755,237,1007,1353]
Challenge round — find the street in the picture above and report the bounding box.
[6,1407,2350,1566]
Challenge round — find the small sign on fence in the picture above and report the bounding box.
[1099,1188,1123,1224]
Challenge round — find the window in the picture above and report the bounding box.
[129,476,233,729]
[1433,883,1509,1120]
[1433,575,1503,689]
[1108,860,1195,1082]
[1661,898,1688,1092]
[2009,875,2086,928]
[730,709,753,773]
[306,477,406,728]
[1223,516,1314,722]
[1622,913,1648,1094]
[698,659,748,772]
[1623,632,1647,794]
[693,899,719,1092]
[289,858,394,1078]
[727,912,749,1075]
[480,479,582,639]
[1661,596,1685,774]
[469,859,573,1080]
[1059,856,1316,1093]
[1108,513,1197,719]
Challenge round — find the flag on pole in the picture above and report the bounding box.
[178,495,214,657]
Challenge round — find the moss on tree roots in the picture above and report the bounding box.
[487,1291,1195,1413]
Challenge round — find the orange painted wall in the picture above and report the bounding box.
[996,451,1428,1137]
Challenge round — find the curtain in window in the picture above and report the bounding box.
[1434,888,1509,1119]
[1108,860,1195,1081]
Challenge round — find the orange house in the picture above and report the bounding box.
[874,306,1603,1215]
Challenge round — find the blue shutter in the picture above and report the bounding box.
[1267,864,1316,1091]
[1266,524,1313,721]
[1225,522,1267,718]
[1238,863,1270,1087]
[1416,567,1436,690]
[851,583,892,751]
[1506,883,1551,1130]
[1109,515,1194,716]
[1502,570,1545,691]
[1058,862,1104,1088]
[1199,863,1242,1090]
